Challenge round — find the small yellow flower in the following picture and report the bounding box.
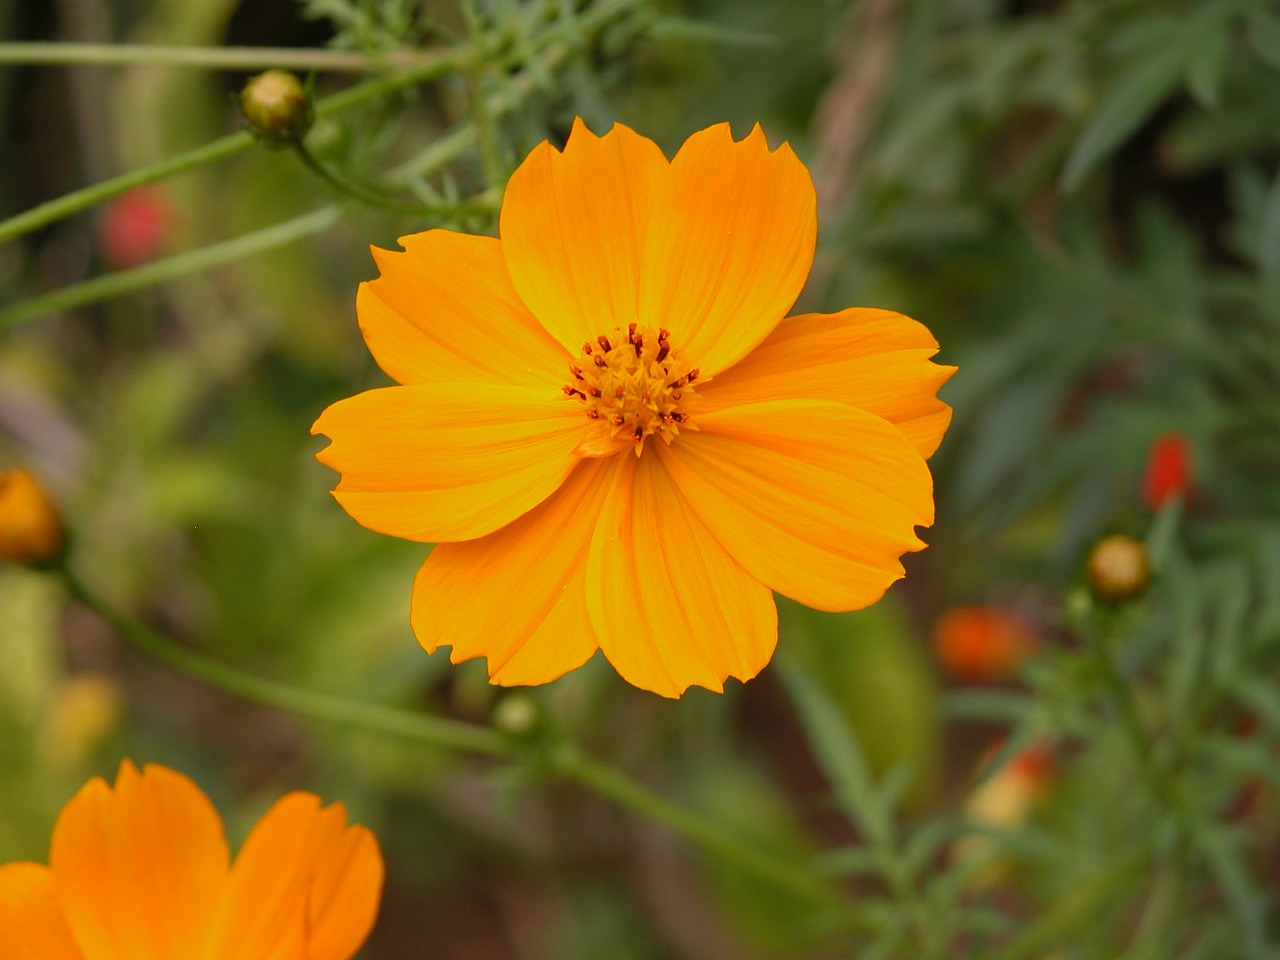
[313,120,955,697]
[0,760,383,960]
[0,468,64,566]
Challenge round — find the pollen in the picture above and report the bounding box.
[564,323,701,457]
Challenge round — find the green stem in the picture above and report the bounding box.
[988,851,1147,960]
[292,144,498,217]
[1085,628,1182,812]
[0,207,343,331]
[0,46,468,244]
[0,42,446,73]
[0,0,644,245]
[60,567,510,757]
[59,564,856,922]
[550,744,857,917]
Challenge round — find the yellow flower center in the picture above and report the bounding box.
[564,323,701,457]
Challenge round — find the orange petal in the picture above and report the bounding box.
[305,819,383,960]
[637,123,816,377]
[698,308,956,458]
[657,400,934,612]
[0,863,83,960]
[501,119,669,354]
[204,794,383,960]
[312,384,583,542]
[586,454,777,698]
[49,761,229,960]
[411,458,616,686]
[359,231,567,387]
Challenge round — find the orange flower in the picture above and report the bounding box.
[313,120,955,698]
[0,467,65,566]
[0,760,383,960]
[931,605,1036,683]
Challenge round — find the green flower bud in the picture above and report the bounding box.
[1086,534,1150,603]
[240,70,312,148]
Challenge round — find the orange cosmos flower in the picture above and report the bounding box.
[313,120,955,698]
[0,760,383,960]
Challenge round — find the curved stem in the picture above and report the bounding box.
[292,144,498,218]
[60,567,510,757]
[0,47,466,244]
[0,42,445,73]
[58,564,858,922]
[550,744,863,921]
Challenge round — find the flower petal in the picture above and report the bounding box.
[501,119,669,354]
[204,795,382,960]
[638,123,816,377]
[586,454,777,698]
[0,863,83,960]
[411,458,615,686]
[49,761,229,960]
[698,308,956,458]
[657,400,934,612]
[359,231,567,387]
[304,818,383,960]
[312,384,583,542]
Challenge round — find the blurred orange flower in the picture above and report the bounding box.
[932,605,1036,682]
[314,120,955,697]
[0,467,64,566]
[0,760,383,960]
[1142,432,1192,510]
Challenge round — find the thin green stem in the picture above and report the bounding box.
[988,851,1148,960]
[292,143,498,217]
[0,42,446,73]
[549,744,868,925]
[0,207,343,331]
[60,567,510,757]
[1085,628,1183,813]
[0,131,254,244]
[0,46,468,244]
[0,0,645,245]
[59,564,861,923]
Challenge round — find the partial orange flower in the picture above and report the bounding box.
[0,760,383,960]
[313,120,955,698]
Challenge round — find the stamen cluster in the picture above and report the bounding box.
[564,323,700,456]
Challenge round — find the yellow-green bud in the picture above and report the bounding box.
[1087,533,1150,603]
[0,468,65,566]
[240,70,312,147]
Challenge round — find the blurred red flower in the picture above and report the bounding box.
[931,604,1035,683]
[1142,432,1192,510]
[99,188,172,267]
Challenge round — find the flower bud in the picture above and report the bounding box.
[1086,533,1150,603]
[0,468,65,566]
[240,70,312,147]
[1142,432,1193,511]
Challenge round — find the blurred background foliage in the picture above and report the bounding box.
[2,0,1280,956]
